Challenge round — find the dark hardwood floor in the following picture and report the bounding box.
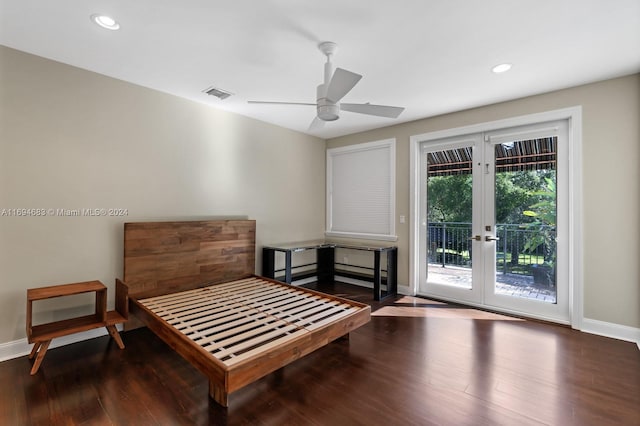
[1,282,639,425]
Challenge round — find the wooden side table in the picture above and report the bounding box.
[26,279,128,375]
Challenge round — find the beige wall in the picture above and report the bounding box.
[1,44,638,345]
[0,46,326,343]
[328,74,640,329]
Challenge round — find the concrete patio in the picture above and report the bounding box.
[427,264,557,303]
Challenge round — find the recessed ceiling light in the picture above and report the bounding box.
[492,63,512,74]
[91,14,120,30]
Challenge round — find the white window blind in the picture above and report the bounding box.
[326,139,396,241]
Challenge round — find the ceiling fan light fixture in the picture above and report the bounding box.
[492,63,512,73]
[91,14,120,30]
[318,103,339,121]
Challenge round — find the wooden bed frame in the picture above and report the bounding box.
[121,220,370,406]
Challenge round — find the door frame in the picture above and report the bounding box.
[417,133,484,303]
[409,106,583,328]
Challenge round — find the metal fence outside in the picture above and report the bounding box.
[427,222,555,277]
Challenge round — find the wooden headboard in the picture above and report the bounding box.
[123,220,256,299]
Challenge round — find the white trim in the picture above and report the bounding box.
[325,231,398,242]
[0,326,119,362]
[415,293,572,325]
[580,318,640,348]
[326,138,396,241]
[480,121,570,322]
[335,275,378,289]
[290,276,318,286]
[409,106,583,328]
[397,285,413,296]
[416,134,484,303]
[567,110,584,330]
[410,107,582,142]
[408,138,420,296]
[3,311,635,367]
[384,292,639,349]
[0,339,32,362]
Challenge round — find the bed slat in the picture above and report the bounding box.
[137,277,367,368]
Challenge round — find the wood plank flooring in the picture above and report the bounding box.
[1,282,638,425]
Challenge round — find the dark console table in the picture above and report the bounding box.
[262,240,397,301]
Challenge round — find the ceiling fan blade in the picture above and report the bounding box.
[340,103,405,118]
[308,116,325,131]
[248,101,316,106]
[325,68,362,103]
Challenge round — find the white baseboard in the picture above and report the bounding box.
[0,338,32,362]
[292,276,380,288]
[0,325,123,362]
[335,275,377,289]
[385,287,639,350]
[291,276,318,286]
[580,318,640,350]
[2,310,636,365]
[397,285,413,296]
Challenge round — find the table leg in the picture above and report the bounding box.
[28,342,41,360]
[30,339,51,375]
[284,251,292,283]
[387,248,398,297]
[373,251,382,301]
[262,248,276,278]
[106,325,125,349]
[317,246,335,283]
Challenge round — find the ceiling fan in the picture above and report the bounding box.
[248,41,405,130]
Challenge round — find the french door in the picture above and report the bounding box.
[418,120,569,323]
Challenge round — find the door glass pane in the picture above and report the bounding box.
[493,138,557,303]
[427,147,473,289]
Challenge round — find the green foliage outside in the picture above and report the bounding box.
[522,177,557,263]
[428,169,557,272]
[427,169,555,224]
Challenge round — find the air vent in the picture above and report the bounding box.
[203,86,233,100]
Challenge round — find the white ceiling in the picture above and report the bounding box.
[1,0,639,139]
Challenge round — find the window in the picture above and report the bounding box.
[326,138,396,241]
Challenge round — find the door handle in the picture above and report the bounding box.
[468,235,481,241]
[485,236,500,242]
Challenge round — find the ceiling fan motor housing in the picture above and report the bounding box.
[317,83,339,121]
[248,41,404,127]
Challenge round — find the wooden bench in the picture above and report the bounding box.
[26,279,128,375]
